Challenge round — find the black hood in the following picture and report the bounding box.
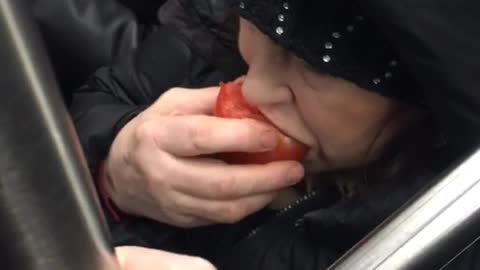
[228,0,422,103]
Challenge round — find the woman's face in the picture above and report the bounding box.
[238,18,411,172]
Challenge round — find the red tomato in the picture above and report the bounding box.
[214,82,308,164]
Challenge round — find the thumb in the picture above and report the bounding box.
[115,246,216,270]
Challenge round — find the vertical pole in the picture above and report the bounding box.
[0,1,120,269]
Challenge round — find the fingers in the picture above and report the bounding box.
[141,115,280,156]
[170,157,304,199]
[116,246,216,270]
[127,152,301,226]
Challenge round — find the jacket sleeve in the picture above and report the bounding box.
[70,25,196,172]
[360,0,480,152]
[70,0,245,173]
[70,19,243,172]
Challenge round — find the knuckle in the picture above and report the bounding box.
[162,196,199,228]
[139,153,170,183]
[142,167,160,185]
[210,174,235,196]
[237,120,257,143]
[240,120,272,147]
[162,87,184,100]
[169,87,185,94]
[134,120,156,142]
[176,215,198,228]
[176,198,197,217]
[156,88,187,112]
[188,121,211,152]
[219,203,244,224]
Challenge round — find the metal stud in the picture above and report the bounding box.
[278,14,285,22]
[332,32,341,39]
[283,2,289,10]
[239,1,245,9]
[323,55,331,63]
[346,25,355,32]
[276,26,284,35]
[385,72,393,78]
[355,15,364,21]
[389,60,398,67]
[325,42,333,49]
[373,78,381,85]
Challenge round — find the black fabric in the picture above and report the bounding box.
[31,0,148,103]
[360,0,480,154]
[157,0,246,79]
[118,0,165,24]
[228,0,422,104]
[70,0,245,172]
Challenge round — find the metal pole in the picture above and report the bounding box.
[0,0,120,269]
[328,148,480,270]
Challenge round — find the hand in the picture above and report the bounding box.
[115,246,216,270]
[104,87,304,227]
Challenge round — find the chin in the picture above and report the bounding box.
[302,149,327,174]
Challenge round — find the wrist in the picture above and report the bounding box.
[97,159,130,223]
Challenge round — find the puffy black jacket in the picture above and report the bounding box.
[70,0,245,172]
[70,0,480,269]
[31,0,149,103]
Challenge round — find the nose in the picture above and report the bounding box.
[241,36,294,108]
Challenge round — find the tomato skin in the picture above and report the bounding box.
[215,82,308,164]
[215,82,268,122]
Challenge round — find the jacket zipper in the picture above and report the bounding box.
[244,190,320,239]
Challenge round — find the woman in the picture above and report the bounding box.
[70,0,480,269]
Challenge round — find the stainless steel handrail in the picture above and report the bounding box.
[0,0,120,269]
[329,148,480,270]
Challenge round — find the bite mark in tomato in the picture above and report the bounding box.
[214,82,308,164]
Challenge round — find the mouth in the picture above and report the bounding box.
[273,127,328,174]
[257,107,326,171]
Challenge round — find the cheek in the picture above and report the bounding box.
[291,63,385,137]
[293,81,376,142]
[291,68,400,163]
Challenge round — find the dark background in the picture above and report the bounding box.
[118,0,166,24]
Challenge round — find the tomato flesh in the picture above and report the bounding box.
[214,82,308,164]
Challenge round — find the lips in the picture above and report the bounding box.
[257,105,316,149]
[258,106,333,171]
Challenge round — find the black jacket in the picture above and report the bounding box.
[70,0,480,269]
[32,0,149,102]
[70,0,245,172]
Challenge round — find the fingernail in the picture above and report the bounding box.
[287,165,304,184]
[260,130,278,149]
